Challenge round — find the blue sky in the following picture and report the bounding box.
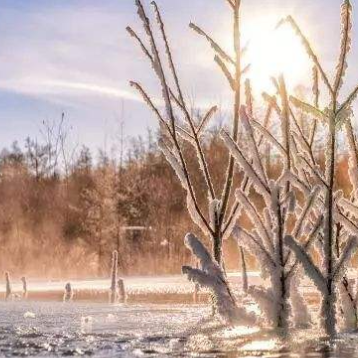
[0,0,355,156]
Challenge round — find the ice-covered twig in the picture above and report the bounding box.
[298,156,328,188]
[278,15,334,95]
[333,236,358,282]
[292,186,321,238]
[285,235,326,294]
[196,106,217,136]
[339,197,358,218]
[236,190,274,254]
[250,119,286,155]
[221,130,270,197]
[279,171,311,196]
[248,286,277,326]
[339,279,357,331]
[215,55,235,90]
[240,106,268,185]
[290,273,312,328]
[290,96,328,122]
[334,0,352,95]
[153,2,217,201]
[234,226,276,271]
[131,0,212,241]
[287,214,324,275]
[189,23,234,65]
[239,246,248,292]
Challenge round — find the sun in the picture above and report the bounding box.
[241,15,311,93]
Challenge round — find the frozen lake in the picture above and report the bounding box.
[1,301,358,357]
[0,275,358,357]
[0,301,208,357]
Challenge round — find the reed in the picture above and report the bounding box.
[109,251,119,304]
[63,282,73,302]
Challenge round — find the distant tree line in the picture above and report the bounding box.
[0,120,352,279]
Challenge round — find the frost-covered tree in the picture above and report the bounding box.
[126,0,311,329]
[127,0,252,268]
[82,157,117,276]
[128,0,358,336]
[276,0,358,336]
[222,100,319,331]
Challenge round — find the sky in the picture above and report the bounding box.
[0,0,356,157]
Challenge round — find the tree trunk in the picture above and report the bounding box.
[213,234,222,266]
[321,287,336,337]
[323,120,336,336]
[98,243,104,277]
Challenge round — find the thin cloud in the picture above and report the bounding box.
[0,78,142,103]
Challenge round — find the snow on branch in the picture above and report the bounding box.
[289,96,327,122]
[344,120,358,192]
[339,197,358,218]
[236,190,274,254]
[335,208,358,236]
[5,272,12,301]
[285,235,326,294]
[333,236,358,282]
[248,286,278,326]
[158,140,186,186]
[221,130,271,197]
[196,106,218,136]
[292,186,321,238]
[183,233,256,325]
[185,233,221,277]
[233,225,276,275]
[189,23,235,65]
[339,279,358,331]
[240,106,268,185]
[186,194,211,236]
[277,15,334,96]
[279,171,311,196]
[334,0,352,94]
[239,247,248,292]
[250,119,286,156]
[338,85,358,115]
[175,125,196,144]
[290,273,312,328]
[215,55,235,90]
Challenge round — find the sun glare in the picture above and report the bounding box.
[241,16,311,93]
